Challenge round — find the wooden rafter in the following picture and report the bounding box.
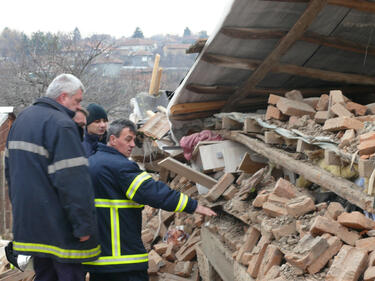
[221,27,375,56]
[169,98,267,116]
[221,0,327,112]
[263,0,375,14]
[203,53,375,86]
[186,83,375,97]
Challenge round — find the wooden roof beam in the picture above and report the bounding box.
[203,53,375,86]
[221,27,375,56]
[186,83,375,96]
[262,0,375,14]
[221,0,327,112]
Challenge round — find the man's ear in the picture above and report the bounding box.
[109,135,116,146]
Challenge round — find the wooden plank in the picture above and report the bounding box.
[149,54,160,95]
[169,98,267,115]
[186,83,375,97]
[202,53,375,86]
[237,152,267,174]
[157,157,217,188]
[224,131,374,213]
[138,112,170,139]
[201,228,234,281]
[262,0,375,14]
[221,27,375,56]
[221,0,327,112]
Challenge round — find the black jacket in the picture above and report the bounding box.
[5,97,101,263]
[84,144,197,273]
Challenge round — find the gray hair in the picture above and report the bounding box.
[107,119,137,142]
[76,107,89,117]
[45,74,85,99]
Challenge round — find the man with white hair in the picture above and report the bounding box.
[5,74,101,281]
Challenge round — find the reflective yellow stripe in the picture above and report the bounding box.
[84,253,148,265]
[126,172,152,200]
[175,193,188,212]
[13,241,101,259]
[8,141,49,158]
[48,156,88,174]
[110,208,121,256]
[95,199,144,208]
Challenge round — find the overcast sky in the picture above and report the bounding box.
[0,0,232,38]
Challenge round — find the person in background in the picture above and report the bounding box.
[5,74,101,281]
[82,103,108,156]
[74,107,89,141]
[85,119,217,281]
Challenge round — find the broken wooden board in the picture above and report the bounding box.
[138,112,170,139]
[158,157,217,188]
[237,152,267,174]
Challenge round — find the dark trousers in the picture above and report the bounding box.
[33,256,85,281]
[90,270,148,281]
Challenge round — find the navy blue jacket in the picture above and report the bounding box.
[82,131,107,157]
[5,97,101,263]
[84,144,197,273]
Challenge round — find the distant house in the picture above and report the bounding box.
[124,50,154,67]
[116,38,156,52]
[163,44,190,56]
[0,106,15,239]
[90,55,124,77]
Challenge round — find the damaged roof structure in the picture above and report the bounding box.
[129,1,375,280]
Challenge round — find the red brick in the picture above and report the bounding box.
[304,97,320,109]
[272,220,296,241]
[367,103,375,115]
[369,251,375,267]
[310,216,360,246]
[329,90,346,105]
[252,190,270,208]
[163,243,176,261]
[174,261,193,277]
[263,265,281,280]
[236,226,261,264]
[268,94,281,105]
[326,202,345,220]
[257,244,283,279]
[262,201,288,217]
[323,117,364,132]
[360,132,375,142]
[346,101,367,116]
[276,97,316,117]
[285,89,304,101]
[285,234,329,270]
[273,178,297,199]
[247,237,270,278]
[266,105,287,120]
[314,111,329,124]
[338,211,375,230]
[331,103,353,118]
[358,139,375,156]
[364,266,375,281]
[307,234,342,274]
[205,173,235,202]
[222,185,238,200]
[148,250,165,267]
[316,94,329,111]
[153,243,169,255]
[326,245,368,281]
[340,129,356,147]
[267,193,290,206]
[286,196,315,218]
[356,237,375,253]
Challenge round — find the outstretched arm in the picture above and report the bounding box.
[195,205,217,217]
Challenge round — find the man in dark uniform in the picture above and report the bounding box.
[5,74,101,281]
[85,119,216,281]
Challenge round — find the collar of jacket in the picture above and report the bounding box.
[84,131,107,144]
[96,143,127,158]
[34,97,75,118]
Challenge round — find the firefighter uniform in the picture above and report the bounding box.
[5,97,101,263]
[84,144,198,276]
